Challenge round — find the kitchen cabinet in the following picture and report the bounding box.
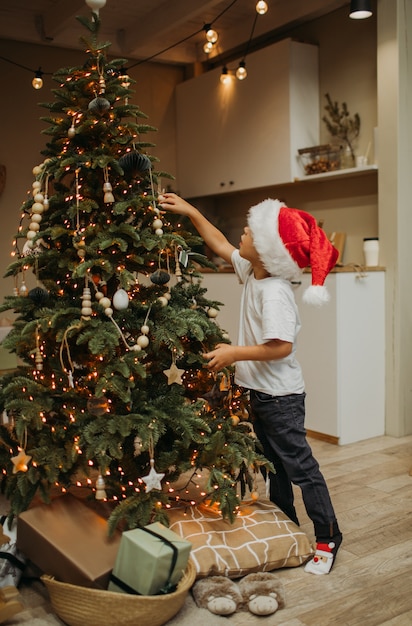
[200,269,385,445]
[176,38,319,198]
[294,271,385,444]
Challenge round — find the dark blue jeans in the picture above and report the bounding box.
[249,390,340,541]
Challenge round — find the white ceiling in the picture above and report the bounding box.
[0,0,350,66]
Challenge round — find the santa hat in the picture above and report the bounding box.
[247,199,339,306]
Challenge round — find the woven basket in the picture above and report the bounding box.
[41,561,196,626]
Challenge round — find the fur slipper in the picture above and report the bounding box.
[192,575,243,616]
[238,572,285,616]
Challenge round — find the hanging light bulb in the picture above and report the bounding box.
[236,61,247,80]
[204,24,218,44]
[32,68,44,90]
[256,1,268,15]
[203,41,214,55]
[220,67,232,85]
[349,0,372,19]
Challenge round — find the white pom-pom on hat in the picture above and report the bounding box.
[247,199,339,306]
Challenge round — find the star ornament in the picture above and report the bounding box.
[163,362,185,385]
[142,459,165,492]
[11,448,32,474]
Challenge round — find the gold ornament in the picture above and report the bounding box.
[163,362,184,385]
[11,448,32,473]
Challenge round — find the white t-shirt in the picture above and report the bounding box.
[231,249,305,396]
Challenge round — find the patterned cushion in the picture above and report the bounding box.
[168,498,314,579]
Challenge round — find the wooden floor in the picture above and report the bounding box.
[9,434,412,625]
[270,434,412,626]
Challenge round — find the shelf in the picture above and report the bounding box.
[293,164,378,183]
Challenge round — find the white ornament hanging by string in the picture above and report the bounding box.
[95,474,107,500]
[142,459,165,493]
[112,288,129,310]
[85,0,106,14]
[81,286,93,319]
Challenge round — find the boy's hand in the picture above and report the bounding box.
[158,193,194,217]
[203,343,236,372]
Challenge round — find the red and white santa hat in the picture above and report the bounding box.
[247,199,339,306]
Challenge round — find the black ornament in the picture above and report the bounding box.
[201,383,230,409]
[118,152,152,176]
[150,269,170,285]
[28,287,49,306]
[87,395,109,416]
[88,96,110,115]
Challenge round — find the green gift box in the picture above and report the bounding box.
[109,522,191,596]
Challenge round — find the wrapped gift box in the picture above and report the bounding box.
[109,522,191,596]
[16,494,120,589]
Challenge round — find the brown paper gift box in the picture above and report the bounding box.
[16,493,120,589]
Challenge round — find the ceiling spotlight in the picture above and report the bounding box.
[256,1,268,15]
[32,68,44,90]
[204,24,218,44]
[349,0,372,19]
[236,61,247,80]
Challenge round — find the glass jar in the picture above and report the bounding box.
[340,145,355,169]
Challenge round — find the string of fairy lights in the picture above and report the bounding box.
[0,0,269,90]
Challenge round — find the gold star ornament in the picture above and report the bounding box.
[163,362,185,385]
[11,448,32,473]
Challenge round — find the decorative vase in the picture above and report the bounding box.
[340,145,355,169]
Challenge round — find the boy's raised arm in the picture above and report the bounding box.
[158,193,235,265]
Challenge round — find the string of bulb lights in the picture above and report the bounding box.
[0,0,373,90]
[0,0,268,90]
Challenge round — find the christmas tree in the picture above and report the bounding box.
[0,10,268,533]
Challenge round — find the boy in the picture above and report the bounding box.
[159,193,342,574]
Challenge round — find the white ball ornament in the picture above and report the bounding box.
[137,335,149,349]
[152,218,163,230]
[104,307,113,317]
[207,307,218,318]
[95,291,104,301]
[99,297,111,309]
[112,289,129,310]
[68,126,76,138]
[30,213,42,224]
[32,166,42,176]
[32,203,44,214]
[32,181,41,191]
[158,296,168,307]
[34,193,44,202]
[155,228,164,236]
[130,344,141,352]
[27,230,37,240]
[140,324,149,335]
